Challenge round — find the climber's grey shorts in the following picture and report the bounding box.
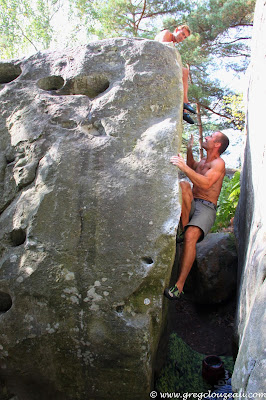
[186,198,217,242]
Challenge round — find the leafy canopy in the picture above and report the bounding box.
[211,170,241,232]
[0,0,63,58]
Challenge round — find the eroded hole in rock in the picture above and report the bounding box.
[142,257,154,265]
[10,228,27,246]
[0,292,12,312]
[61,120,78,129]
[37,75,65,91]
[5,153,15,164]
[67,74,110,98]
[50,117,78,130]
[116,305,124,313]
[0,63,22,84]
[82,121,106,136]
[5,145,16,164]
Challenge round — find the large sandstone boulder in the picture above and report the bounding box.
[0,38,182,400]
[184,233,238,304]
[232,0,266,394]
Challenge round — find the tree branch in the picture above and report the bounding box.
[15,22,38,52]
[50,0,63,22]
[136,0,146,29]
[229,22,253,27]
[199,103,232,120]
[200,104,241,128]
[218,37,251,44]
[143,8,181,18]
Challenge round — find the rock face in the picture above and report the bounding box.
[0,38,183,399]
[232,0,266,394]
[185,233,238,304]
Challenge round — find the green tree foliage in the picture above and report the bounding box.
[159,0,255,71]
[0,0,62,58]
[164,0,255,128]
[222,93,245,130]
[211,170,241,232]
[1,0,256,68]
[160,0,255,138]
[187,0,255,62]
[73,0,190,39]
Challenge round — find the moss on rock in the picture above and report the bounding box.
[155,334,234,394]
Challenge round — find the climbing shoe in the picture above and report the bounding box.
[164,285,184,300]
[184,102,196,114]
[183,111,195,124]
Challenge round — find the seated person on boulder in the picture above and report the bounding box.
[164,132,229,300]
[154,25,196,124]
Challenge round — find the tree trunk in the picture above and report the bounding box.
[196,102,204,159]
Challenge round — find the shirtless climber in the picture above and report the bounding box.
[154,25,196,124]
[164,131,230,300]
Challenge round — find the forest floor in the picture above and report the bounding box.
[154,291,237,393]
[167,292,237,357]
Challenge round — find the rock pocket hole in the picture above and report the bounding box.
[81,120,106,136]
[5,153,15,164]
[0,292,12,312]
[0,63,22,83]
[37,75,65,91]
[10,228,27,246]
[116,305,124,313]
[67,74,110,98]
[142,257,154,265]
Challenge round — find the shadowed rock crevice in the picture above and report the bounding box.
[63,74,110,98]
[0,63,22,84]
[10,228,27,246]
[0,136,54,215]
[0,291,12,312]
[38,74,110,99]
[50,116,78,130]
[142,256,154,265]
[80,120,107,136]
[0,155,41,215]
[5,148,16,164]
[37,75,65,91]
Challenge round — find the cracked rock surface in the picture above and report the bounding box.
[0,38,182,400]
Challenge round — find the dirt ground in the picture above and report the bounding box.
[167,292,237,357]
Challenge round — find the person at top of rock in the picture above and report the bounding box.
[164,131,230,301]
[154,25,196,125]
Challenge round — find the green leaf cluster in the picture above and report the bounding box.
[75,0,189,39]
[211,170,240,232]
[222,93,245,130]
[0,0,61,58]
[160,0,255,127]
[187,0,255,58]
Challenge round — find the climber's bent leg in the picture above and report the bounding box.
[175,226,202,293]
[164,225,202,301]
[179,181,194,229]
